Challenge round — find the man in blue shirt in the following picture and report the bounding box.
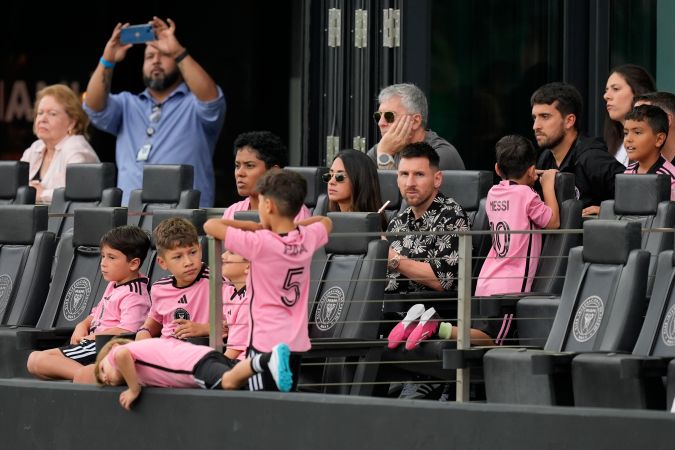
[84,17,226,207]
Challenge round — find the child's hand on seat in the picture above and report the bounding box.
[119,386,141,410]
[172,319,208,339]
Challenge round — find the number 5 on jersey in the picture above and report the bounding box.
[281,267,304,306]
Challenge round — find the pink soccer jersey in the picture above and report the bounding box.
[224,222,329,352]
[89,278,151,334]
[222,197,311,222]
[624,156,675,200]
[475,181,553,296]
[149,264,212,339]
[106,338,214,388]
[223,283,248,359]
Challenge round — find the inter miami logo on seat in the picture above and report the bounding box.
[63,277,92,321]
[315,286,345,331]
[661,305,675,346]
[0,274,13,319]
[572,295,604,343]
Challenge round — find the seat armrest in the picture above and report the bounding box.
[620,355,671,379]
[442,347,489,369]
[478,293,558,316]
[16,327,74,350]
[531,351,576,375]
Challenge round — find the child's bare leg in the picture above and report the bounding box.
[73,364,97,384]
[26,349,83,381]
[220,359,254,390]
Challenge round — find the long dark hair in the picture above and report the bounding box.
[603,64,656,155]
[328,149,387,231]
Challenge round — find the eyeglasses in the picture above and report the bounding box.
[322,172,347,183]
[146,104,162,137]
[373,111,396,123]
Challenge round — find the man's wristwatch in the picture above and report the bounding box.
[377,152,395,168]
[387,253,402,270]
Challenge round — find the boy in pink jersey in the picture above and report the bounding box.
[223,131,310,221]
[27,226,151,381]
[474,134,559,342]
[205,169,332,390]
[221,250,249,360]
[623,104,675,199]
[136,218,222,341]
[95,337,293,410]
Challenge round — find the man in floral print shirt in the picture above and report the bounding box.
[386,142,469,293]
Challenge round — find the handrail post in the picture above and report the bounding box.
[207,236,224,352]
[456,233,472,402]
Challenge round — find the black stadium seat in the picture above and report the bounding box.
[482,220,649,405]
[0,205,55,326]
[0,161,35,205]
[127,165,201,232]
[48,163,122,238]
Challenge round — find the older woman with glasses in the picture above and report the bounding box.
[324,149,388,231]
[21,84,100,203]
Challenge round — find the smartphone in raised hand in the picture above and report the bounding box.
[120,24,156,45]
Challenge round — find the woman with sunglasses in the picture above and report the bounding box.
[323,149,388,231]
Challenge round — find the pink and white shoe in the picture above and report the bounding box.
[387,304,425,349]
[405,307,439,350]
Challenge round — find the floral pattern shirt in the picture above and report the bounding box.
[386,193,469,292]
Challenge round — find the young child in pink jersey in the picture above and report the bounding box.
[136,217,222,341]
[27,226,151,381]
[221,250,249,360]
[623,104,675,199]
[223,131,310,221]
[205,169,332,390]
[95,337,293,410]
[474,134,559,343]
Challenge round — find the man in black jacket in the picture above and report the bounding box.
[531,82,625,216]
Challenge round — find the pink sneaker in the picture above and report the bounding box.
[405,307,439,350]
[387,304,425,349]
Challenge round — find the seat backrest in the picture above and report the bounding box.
[142,209,208,285]
[530,172,583,294]
[599,174,675,295]
[632,249,675,357]
[377,170,403,222]
[48,163,122,238]
[545,220,649,353]
[285,166,328,213]
[0,161,34,205]
[127,165,200,232]
[36,207,128,329]
[0,205,55,326]
[308,212,388,340]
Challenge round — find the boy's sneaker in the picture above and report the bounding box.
[268,343,293,392]
[387,303,425,349]
[405,307,439,350]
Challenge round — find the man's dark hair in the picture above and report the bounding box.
[530,82,583,130]
[625,104,669,143]
[153,217,199,256]
[634,91,675,116]
[100,225,150,263]
[494,135,538,180]
[256,169,307,218]
[399,142,440,169]
[234,131,288,168]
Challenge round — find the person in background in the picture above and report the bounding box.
[323,149,387,230]
[604,64,655,166]
[84,17,225,207]
[367,83,464,171]
[634,91,675,163]
[22,84,100,203]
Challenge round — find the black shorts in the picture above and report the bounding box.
[246,347,302,392]
[59,339,97,365]
[193,351,239,390]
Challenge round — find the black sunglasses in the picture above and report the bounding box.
[322,172,347,183]
[373,111,396,123]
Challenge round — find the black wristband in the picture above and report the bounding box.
[175,49,189,64]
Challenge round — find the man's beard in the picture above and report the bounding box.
[143,68,181,91]
[536,129,565,150]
